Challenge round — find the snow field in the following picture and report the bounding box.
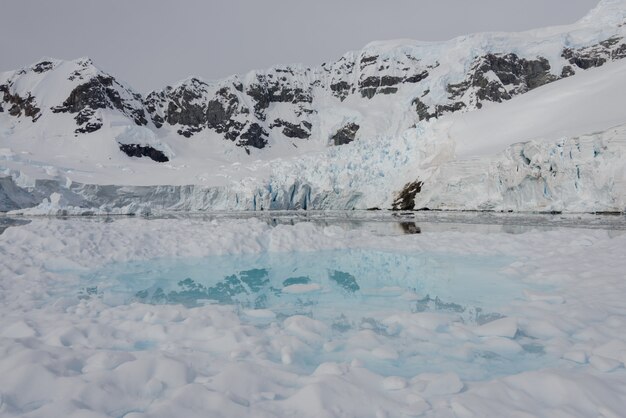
[1,217,626,417]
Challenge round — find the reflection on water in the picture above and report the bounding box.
[135,268,276,308]
[0,217,31,235]
[81,249,530,326]
[75,248,556,381]
[399,221,421,234]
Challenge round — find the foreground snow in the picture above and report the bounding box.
[1,215,626,417]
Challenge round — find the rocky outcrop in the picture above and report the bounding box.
[0,85,41,121]
[269,119,311,139]
[321,53,431,101]
[246,73,313,119]
[332,123,360,146]
[142,35,626,150]
[432,53,558,117]
[563,36,626,70]
[358,71,429,99]
[118,143,169,162]
[392,181,423,211]
[145,78,273,149]
[31,60,55,73]
[52,73,147,134]
[413,37,626,121]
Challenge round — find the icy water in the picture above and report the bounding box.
[80,249,543,379]
[81,249,524,320]
[5,212,626,381]
[2,212,626,417]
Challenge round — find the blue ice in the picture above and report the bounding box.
[78,249,553,380]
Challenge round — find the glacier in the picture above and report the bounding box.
[2,0,626,213]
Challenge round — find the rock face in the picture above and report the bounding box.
[51,65,147,134]
[118,144,169,162]
[1,58,147,135]
[392,181,423,211]
[139,32,626,150]
[562,36,626,70]
[145,67,315,150]
[332,123,360,146]
[443,54,557,112]
[0,85,41,121]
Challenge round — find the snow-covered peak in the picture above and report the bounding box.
[579,0,626,25]
[3,0,626,166]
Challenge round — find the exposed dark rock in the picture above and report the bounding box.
[269,119,311,139]
[380,75,403,87]
[404,71,429,83]
[0,84,41,121]
[206,87,244,139]
[32,60,55,73]
[330,81,351,101]
[378,87,398,95]
[177,125,204,138]
[563,49,606,69]
[435,102,466,117]
[206,99,230,127]
[245,84,271,119]
[167,99,204,126]
[413,97,435,121]
[151,114,164,129]
[52,75,147,132]
[74,108,102,133]
[144,90,167,128]
[399,222,421,234]
[392,181,423,211]
[332,123,359,146]
[282,124,309,139]
[358,71,428,98]
[360,87,377,99]
[448,53,556,105]
[359,55,379,69]
[359,75,400,98]
[246,74,312,120]
[239,123,269,149]
[562,36,626,70]
[75,121,103,134]
[146,81,252,142]
[162,79,207,127]
[561,65,576,78]
[119,143,169,162]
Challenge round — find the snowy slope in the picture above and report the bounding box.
[2,0,626,212]
[451,59,626,158]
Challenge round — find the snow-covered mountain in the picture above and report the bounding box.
[2,0,626,213]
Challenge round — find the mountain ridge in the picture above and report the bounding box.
[2,0,626,214]
[3,0,626,159]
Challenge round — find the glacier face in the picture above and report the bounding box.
[4,125,626,215]
[2,0,626,213]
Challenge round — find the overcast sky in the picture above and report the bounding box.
[1,0,600,93]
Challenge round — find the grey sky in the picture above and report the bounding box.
[1,0,600,93]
